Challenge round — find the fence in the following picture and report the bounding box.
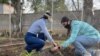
[0,11,100,37]
[0,11,100,56]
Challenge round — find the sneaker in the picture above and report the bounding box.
[90,50,96,56]
[83,51,91,56]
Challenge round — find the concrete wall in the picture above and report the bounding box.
[3,4,14,14]
[0,4,14,14]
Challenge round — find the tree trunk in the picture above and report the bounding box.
[11,0,23,38]
[77,0,80,10]
[45,0,51,11]
[72,0,77,11]
[83,0,94,25]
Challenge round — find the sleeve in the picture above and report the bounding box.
[61,24,80,48]
[40,22,54,42]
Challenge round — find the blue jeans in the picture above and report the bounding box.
[25,32,47,53]
[73,35,100,56]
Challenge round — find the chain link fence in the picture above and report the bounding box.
[0,11,100,45]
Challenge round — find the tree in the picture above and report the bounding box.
[11,0,24,37]
[45,0,67,12]
[0,0,8,4]
[0,0,23,37]
[83,0,94,24]
[71,0,78,11]
[28,0,68,13]
[55,0,67,12]
[27,0,42,13]
[45,0,51,11]
[32,0,42,13]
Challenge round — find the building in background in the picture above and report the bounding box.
[0,4,14,14]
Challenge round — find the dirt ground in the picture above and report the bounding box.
[41,47,75,56]
[0,38,100,56]
[0,39,75,56]
[0,45,75,56]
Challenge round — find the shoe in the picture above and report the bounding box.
[83,51,91,56]
[90,50,96,56]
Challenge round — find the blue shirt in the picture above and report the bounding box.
[61,20,100,48]
[28,18,54,42]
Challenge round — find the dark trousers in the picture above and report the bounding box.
[25,32,47,53]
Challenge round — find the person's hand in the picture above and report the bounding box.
[50,46,59,52]
[53,42,58,47]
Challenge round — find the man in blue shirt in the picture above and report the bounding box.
[21,12,57,56]
[51,16,100,56]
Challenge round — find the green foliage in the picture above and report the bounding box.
[11,0,17,3]
[54,0,67,11]
[29,0,68,13]
[0,0,8,4]
[31,0,42,13]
